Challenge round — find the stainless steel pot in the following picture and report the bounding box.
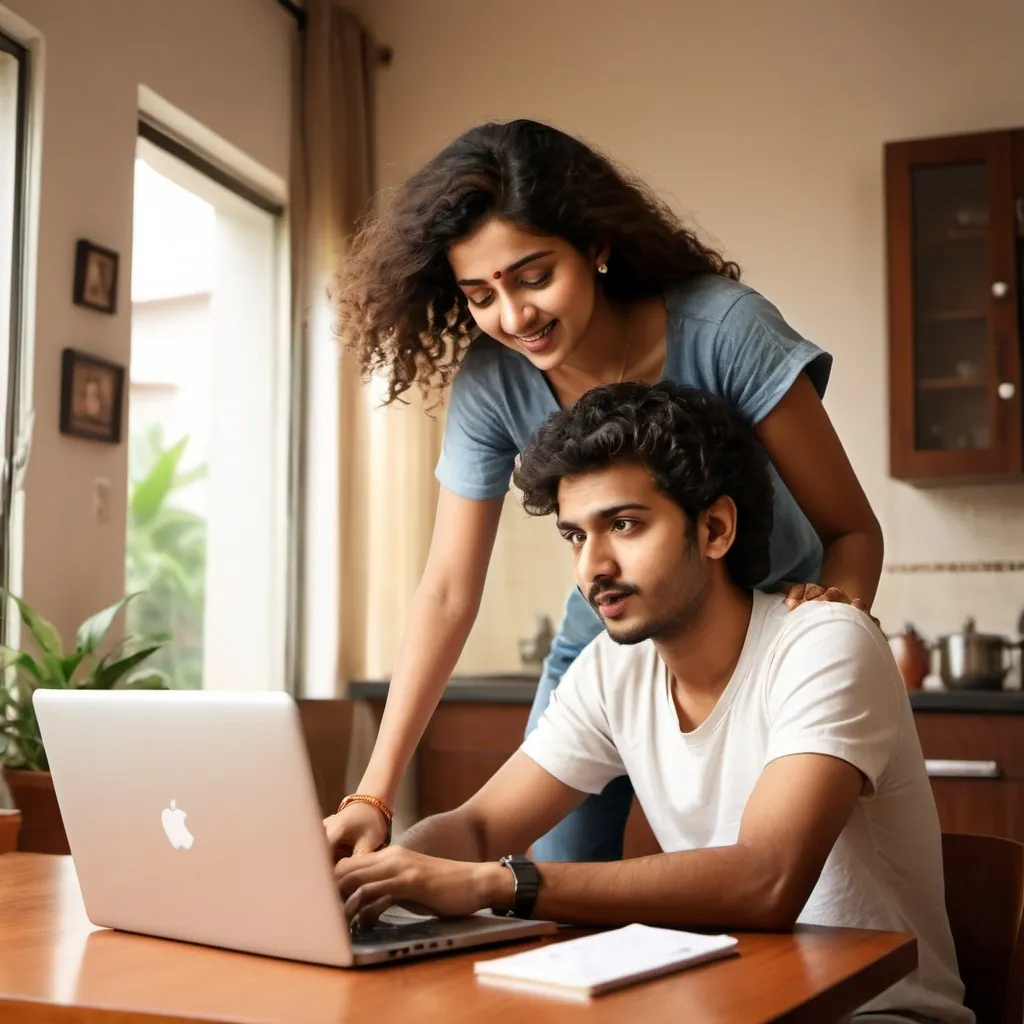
[935,617,1021,690]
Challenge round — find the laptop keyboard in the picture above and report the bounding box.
[350,919,443,946]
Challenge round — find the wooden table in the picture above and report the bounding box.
[0,854,917,1024]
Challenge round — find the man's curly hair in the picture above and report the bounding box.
[513,382,774,588]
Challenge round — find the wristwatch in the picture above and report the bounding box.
[497,855,540,919]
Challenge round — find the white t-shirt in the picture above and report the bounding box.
[521,591,971,1024]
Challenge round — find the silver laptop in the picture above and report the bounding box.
[33,689,555,967]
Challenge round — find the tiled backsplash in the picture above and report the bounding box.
[875,483,1024,641]
[874,558,1024,690]
[883,560,1024,574]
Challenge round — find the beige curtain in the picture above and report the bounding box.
[290,3,439,821]
[290,0,368,700]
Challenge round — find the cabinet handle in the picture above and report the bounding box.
[925,759,1001,779]
[992,281,1011,299]
[998,381,1016,400]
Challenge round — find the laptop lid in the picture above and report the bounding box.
[33,689,356,967]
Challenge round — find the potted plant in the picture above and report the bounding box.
[0,591,170,853]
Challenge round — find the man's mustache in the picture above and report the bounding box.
[587,582,640,607]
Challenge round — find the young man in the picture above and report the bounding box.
[335,382,970,1024]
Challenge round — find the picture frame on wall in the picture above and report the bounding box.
[72,239,119,314]
[59,348,125,444]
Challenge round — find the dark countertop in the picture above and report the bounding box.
[349,674,539,704]
[907,689,1024,713]
[349,676,1024,712]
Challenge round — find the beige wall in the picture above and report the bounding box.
[5,0,1021,674]
[348,0,1024,671]
[0,0,292,642]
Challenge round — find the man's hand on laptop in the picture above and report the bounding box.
[324,802,389,862]
[335,846,513,929]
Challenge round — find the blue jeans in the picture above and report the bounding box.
[525,588,636,862]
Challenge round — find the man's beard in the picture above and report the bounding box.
[591,544,710,646]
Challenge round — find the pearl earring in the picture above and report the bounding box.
[597,264,608,274]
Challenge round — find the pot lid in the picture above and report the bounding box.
[938,616,1011,644]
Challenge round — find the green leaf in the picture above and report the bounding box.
[1,590,63,658]
[75,593,142,655]
[131,437,188,526]
[4,694,47,771]
[88,643,168,690]
[43,649,69,683]
[121,669,170,689]
[174,462,207,489]
[60,651,88,684]
[0,645,44,682]
[134,630,172,646]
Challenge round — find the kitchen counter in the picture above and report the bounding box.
[349,676,1024,712]
[349,674,539,705]
[907,689,1024,712]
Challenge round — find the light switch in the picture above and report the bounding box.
[94,477,111,524]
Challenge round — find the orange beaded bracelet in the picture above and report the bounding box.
[337,793,393,847]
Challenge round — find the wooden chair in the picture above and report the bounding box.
[942,832,1024,1024]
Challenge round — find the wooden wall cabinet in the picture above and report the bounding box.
[885,129,1024,484]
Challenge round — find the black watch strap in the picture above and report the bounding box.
[497,855,540,919]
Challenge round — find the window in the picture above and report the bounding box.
[127,122,289,690]
[0,31,29,635]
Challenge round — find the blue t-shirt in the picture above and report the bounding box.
[435,274,833,682]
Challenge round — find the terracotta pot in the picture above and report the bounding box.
[888,624,931,691]
[0,809,21,854]
[2,768,69,854]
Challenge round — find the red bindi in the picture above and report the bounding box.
[492,271,502,280]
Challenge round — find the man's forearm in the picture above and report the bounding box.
[487,845,796,931]
[395,809,488,862]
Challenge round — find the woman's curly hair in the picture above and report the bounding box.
[513,382,774,589]
[332,119,740,405]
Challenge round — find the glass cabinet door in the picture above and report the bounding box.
[886,131,1020,482]
[911,162,995,452]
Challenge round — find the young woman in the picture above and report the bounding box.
[327,119,882,862]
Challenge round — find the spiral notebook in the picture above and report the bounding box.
[473,923,739,999]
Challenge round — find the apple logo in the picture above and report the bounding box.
[161,799,194,850]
